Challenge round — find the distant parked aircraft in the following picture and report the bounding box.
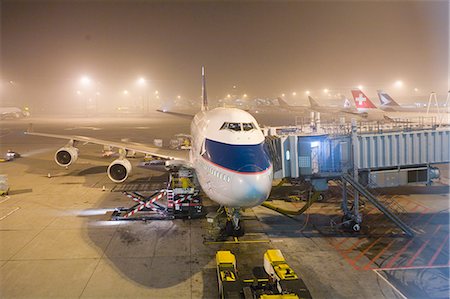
[0,107,30,120]
[352,89,449,124]
[377,90,445,113]
[350,89,391,121]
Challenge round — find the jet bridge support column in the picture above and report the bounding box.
[341,181,349,216]
[350,120,362,230]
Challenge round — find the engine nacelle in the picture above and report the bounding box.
[54,146,78,167]
[107,158,132,183]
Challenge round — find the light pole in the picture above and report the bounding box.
[153,90,159,113]
[95,91,100,114]
[79,75,92,116]
[136,77,147,113]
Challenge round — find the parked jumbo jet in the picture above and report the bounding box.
[308,95,357,112]
[306,95,386,121]
[350,89,391,121]
[26,67,273,236]
[377,90,446,113]
[0,107,30,120]
[276,95,384,122]
[352,89,449,124]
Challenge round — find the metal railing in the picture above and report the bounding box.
[341,174,414,237]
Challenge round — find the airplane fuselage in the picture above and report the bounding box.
[190,107,273,208]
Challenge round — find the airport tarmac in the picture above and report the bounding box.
[0,114,449,298]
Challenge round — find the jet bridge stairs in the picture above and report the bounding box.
[338,173,415,237]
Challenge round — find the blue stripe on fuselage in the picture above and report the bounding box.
[202,138,271,173]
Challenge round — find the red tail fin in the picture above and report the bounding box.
[351,89,377,109]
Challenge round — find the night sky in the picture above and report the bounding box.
[1,1,449,112]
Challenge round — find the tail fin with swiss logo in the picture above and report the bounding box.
[351,89,377,109]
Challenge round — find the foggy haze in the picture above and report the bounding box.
[1,1,449,114]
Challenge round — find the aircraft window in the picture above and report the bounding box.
[227,123,242,131]
[220,122,242,131]
[242,123,255,131]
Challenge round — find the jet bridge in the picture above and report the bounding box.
[266,124,450,187]
[264,121,450,235]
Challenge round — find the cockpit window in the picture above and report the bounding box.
[220,122,242,131]
[242,122,256,131]
[228,123,241,131]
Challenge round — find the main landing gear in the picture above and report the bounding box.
[224,207,245,237]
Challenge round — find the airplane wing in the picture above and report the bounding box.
[25,131,189,161]
[156,109,195,119]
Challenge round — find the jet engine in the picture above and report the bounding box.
[54,146,79,167]
[107,159,132,183]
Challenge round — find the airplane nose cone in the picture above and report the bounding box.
[232,170,273,208]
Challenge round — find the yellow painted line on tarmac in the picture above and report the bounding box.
[0,207,20,221]
[0,196,10,204]
[205,239,271,245]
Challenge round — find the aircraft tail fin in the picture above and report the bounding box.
[308,96,320,108]
[277,97,291,107]
[201,66,208,111]
[341,95,359,112]
[351,89,377,109]
[342,95,353,109]
[377,90,400,106]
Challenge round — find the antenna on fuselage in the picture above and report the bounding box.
[201,66,208,111]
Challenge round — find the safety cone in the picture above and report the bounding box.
[102,186,106,192]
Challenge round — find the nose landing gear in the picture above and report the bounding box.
[224,207,245,237]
